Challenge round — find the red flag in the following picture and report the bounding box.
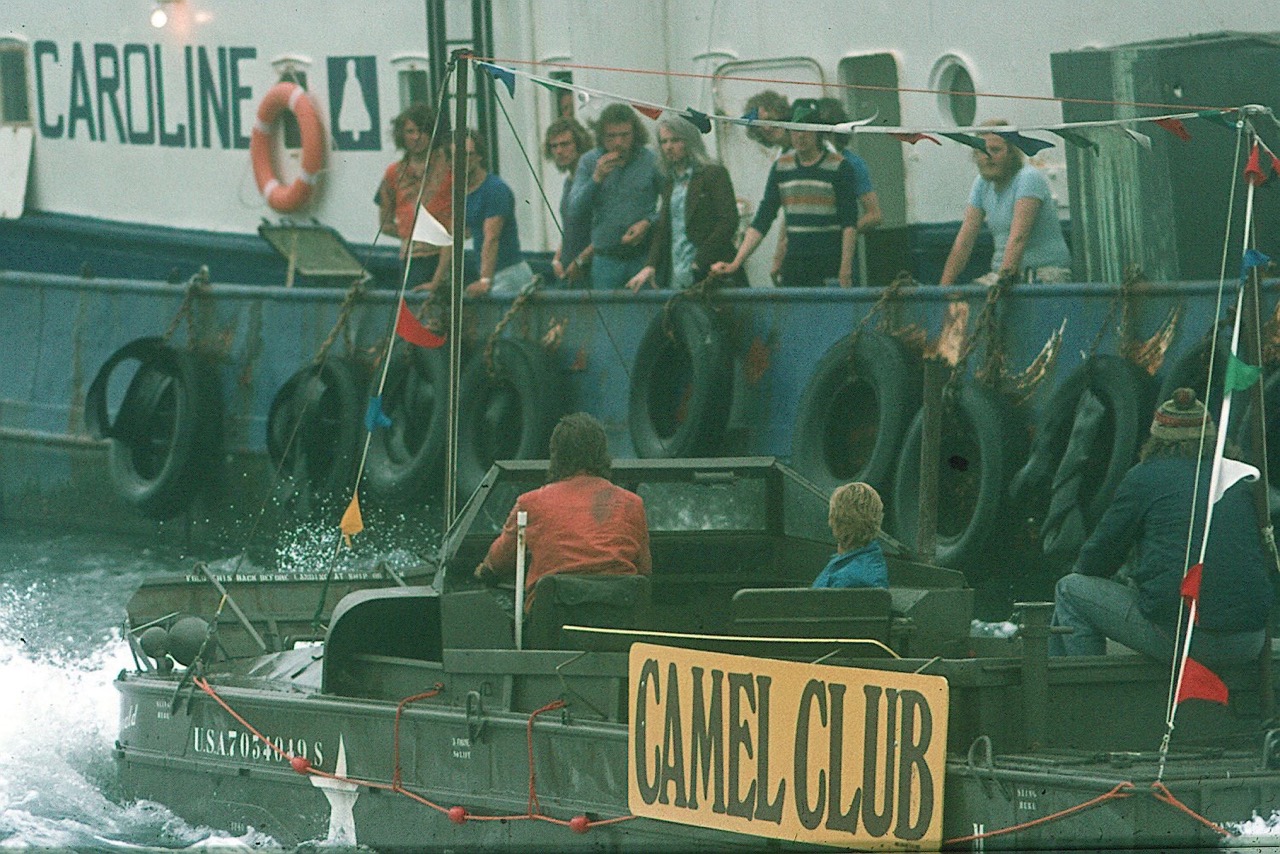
[1179,562,1203,601]
[891,132,942,146]
[395,298,445,348]
[1244,143,1268,187]
[632,104,662,121]
[1153,117,1191,142]
[1271,153,1280,179]
[1176,657,1229,705]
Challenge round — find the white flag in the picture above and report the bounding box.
[410,205,452,247]
[1211,457,1260,504]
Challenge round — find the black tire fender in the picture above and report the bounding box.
[628,301,733,458]
[1009,354,1156,523]
[892,382,1026,569]
[791,330,921,496]
[84,336,221,519]
[364,346,451,502]
[457,338,567,499]
[266,357,367,499]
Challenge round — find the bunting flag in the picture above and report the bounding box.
[477,62,516,97]
[1053,128,1099,154]
[1210,457,1260,504]
[1122,127,1152,150]
[1271,154,1280,181]
[395,298,446,348]
[740,107,759,123]
[1153,117,1192,142]
[1196,109,1235,129]
[632,103,662,121]
[940,132,989,153]
[1175,656,1229,705]
[340,493,364,548]
[995,131,1055,156]
[890,132,942,146]
[1225,351,1262,391]
[1244,143,1268,187]
[410,205,452,247]
[1241,248,1271,279]
[364,396,392,432]
[685,109,712,134]
[1180,562,1203,603]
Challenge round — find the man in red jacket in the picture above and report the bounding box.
[475,413,651,604]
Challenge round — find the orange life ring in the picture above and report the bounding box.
[250,81,326,212]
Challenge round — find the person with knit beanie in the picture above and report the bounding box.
[1050,388,1274,664]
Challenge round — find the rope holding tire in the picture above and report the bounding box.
[250,81,326,212]
[85,337,222,519]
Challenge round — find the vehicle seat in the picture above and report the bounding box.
[524,574,652,650]
[731,587,893,644]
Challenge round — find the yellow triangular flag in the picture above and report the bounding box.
[340,493,364,547]
[410,205,452,247]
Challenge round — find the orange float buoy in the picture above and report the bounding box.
[249,81,326,212]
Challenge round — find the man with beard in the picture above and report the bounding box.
[939,119,1071,286]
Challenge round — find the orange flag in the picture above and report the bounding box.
[396,298,445,348]
[340,493,364,548]
[1176,656,1228,705]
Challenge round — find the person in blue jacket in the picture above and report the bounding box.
[812,481,889,589]
[1050,388,1274,663]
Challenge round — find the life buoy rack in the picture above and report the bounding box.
[1008,355,1155,566]
[791,330,920,498]
[628,301,733,458]
[250,81,326,213]
[891,382,1026,573]
[84,337,222,519]
[365,346,452,502]
[266,357,366,502]
[457,338,567,499]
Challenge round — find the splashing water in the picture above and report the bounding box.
[0,527,279,849]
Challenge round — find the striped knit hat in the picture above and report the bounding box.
[1150,387,1216,442]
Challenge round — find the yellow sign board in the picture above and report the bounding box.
[627,643,948,849]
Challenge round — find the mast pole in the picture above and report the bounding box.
[444,50,470,530]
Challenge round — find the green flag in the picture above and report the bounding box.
[1224,352,1261,392]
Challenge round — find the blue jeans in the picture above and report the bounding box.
[591,253,645,290]
[1050,573,1265,664]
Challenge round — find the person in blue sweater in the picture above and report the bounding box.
[1050,388,1274,664]
[812,481,889,589]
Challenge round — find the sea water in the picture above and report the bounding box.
[0,526,276,850]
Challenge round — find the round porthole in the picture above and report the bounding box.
[930,55,977,126]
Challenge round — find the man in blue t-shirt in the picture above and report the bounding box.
[939,120,1071,286]
[459,130,532,297]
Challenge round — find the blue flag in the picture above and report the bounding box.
[364,396,392,431]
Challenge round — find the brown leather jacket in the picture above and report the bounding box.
[647,161,744,287]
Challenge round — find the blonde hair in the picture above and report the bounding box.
[828,482,883,552]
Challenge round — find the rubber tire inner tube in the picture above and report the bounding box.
[266,357,366,501]
[84,336,221,519]
[365,346,450,502]
[891,382,1026,571]
[628,301,733,458]
[457,338,566,499]
[791,330,920,497]
[1008,355,1155,565]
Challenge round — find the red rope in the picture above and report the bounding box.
[943,781,1135,845]
[473,55,1239,115]
[189,677,635,833]
[526,699,566,815]
[1149,781,1234,837]
[393,685,444,789]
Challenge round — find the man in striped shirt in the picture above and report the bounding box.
[712,101,858,287]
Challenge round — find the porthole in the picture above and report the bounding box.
[930,55,977,127]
